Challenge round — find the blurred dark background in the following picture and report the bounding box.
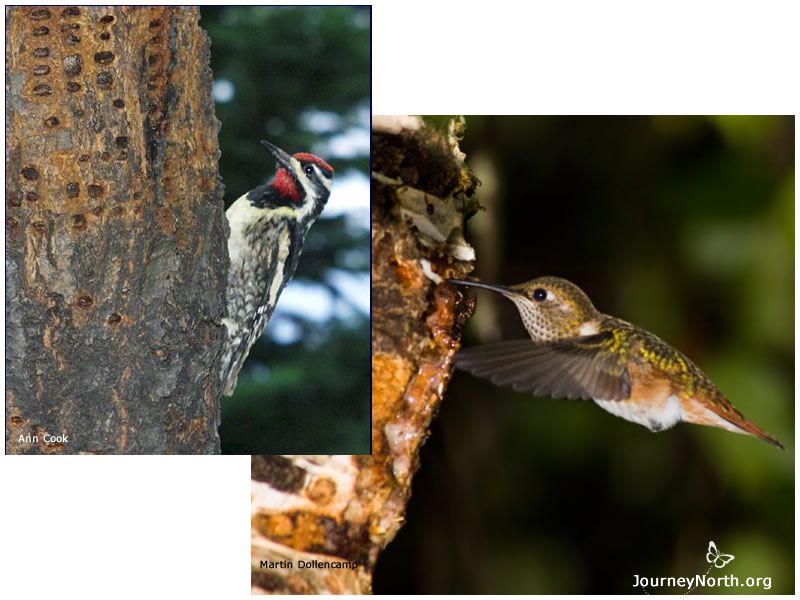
[373,116,794,593]
[201,7,370,454]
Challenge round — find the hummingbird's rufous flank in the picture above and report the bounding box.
[449,276,783,448]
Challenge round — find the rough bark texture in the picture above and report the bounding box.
[251,117,478,593]
[5,6,227,454]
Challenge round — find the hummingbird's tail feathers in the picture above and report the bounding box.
[680,396,784,449]
[717,414,785,449]
[455,338,632,402]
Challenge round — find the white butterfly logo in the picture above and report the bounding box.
[706,541,735,568]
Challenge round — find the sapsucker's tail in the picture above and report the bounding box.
[220,332,249,396]
[222,372,238,397]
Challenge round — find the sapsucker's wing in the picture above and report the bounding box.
[455,332,631,401]
[220,217,305,396]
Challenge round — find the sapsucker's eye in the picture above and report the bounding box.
[304,165,314,176]
[533,288,547,301]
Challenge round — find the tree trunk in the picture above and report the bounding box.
[250,116,478,593]
[5,6,227,454]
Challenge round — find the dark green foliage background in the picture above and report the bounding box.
[374,116,794,594]
[201,7,370,454]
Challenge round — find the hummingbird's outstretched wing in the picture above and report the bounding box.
[455,332,631,401]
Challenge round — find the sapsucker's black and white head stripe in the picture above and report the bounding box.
[220,140,334,396]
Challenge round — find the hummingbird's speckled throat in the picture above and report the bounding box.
[449,276,783,449]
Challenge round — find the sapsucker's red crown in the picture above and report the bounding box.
[292,152,334,176]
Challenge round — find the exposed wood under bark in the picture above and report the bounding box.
[5,6,227,454]
[251,116,478,593]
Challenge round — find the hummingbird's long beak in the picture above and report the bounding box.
[448,279,525,300]
[260,140,295,172]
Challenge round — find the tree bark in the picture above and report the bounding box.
[251,116,478,593]
[5,6,227,454]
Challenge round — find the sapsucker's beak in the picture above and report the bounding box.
[260,140,296,173]
[448,279,526,301]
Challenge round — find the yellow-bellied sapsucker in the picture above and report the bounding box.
[220,140,334,396]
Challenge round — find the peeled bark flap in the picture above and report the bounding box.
[5,6,227,454]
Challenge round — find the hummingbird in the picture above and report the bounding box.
[449,276,783,448]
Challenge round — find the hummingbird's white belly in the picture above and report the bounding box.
[594,395,684,432]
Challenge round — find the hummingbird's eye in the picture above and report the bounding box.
[533,288,547,302]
